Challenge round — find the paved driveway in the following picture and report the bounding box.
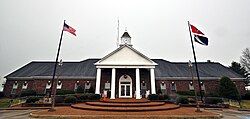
[207,109,250,119]
[0,109,39,119]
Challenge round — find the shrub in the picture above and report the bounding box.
[64,96,77,103]
[0,92,4,98]
[92,94,101,100]
[176,96,189,104]
[219,76,240,100]
[148,94,159,100]
[79,94,89,100]
[159,94,170,100]
[204,97,223,104]
[56,90,75,95]
[26,97,40,103]
[188,97,196,103]
[20,90,37,97]
[205,93,221,97]
[176,91,196,96]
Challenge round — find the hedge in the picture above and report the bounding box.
[204,97,223,104]
[176,96,189,104]
[56,90,75,95]
[26,97,40,103]
[64,96,77,103]
[20,90,37,97]
[148,94,159,100]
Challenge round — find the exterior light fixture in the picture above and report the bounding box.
[124,74,127,79]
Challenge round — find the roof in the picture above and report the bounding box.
[5,59,244,79]
[121,32,131,38]
[5,59,99,78]
[95,45,157,66]
[152,59,244,78]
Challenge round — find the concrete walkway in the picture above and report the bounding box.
[205,109,250,119]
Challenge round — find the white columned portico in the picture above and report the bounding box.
[150,68,156,94]
[136,68,141,99]
[95,68,101,94]
[110,68,116,99]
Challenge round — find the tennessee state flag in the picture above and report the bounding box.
[190,24,208,46]
[63,23,76,36]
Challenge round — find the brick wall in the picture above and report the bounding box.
[3,77,246,98]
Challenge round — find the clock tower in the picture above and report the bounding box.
[120,31,132,46]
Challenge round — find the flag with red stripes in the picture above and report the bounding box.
[63,23,76,36]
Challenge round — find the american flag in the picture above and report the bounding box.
[63,23,76,36]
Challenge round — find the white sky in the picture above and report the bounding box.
[0,0,250,85]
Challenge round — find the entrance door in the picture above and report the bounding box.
[120,82,131,97]
[119,75,132,98]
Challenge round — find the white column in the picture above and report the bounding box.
[136,68,141,99]
[110,68,116,99]
[95,68,101,94]
[150,68,156,94]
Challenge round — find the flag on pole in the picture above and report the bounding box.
[63,23,76,36]
[190,24,208,46]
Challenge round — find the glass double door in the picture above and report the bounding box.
[120,82,131,98]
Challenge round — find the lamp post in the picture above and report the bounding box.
[49,59,63,112]
[188,60,201,112]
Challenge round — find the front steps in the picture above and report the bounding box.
[71,98,180,112]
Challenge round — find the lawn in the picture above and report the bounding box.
[0,98,21,108]
[241,100,250,109]
[224,100,250,109]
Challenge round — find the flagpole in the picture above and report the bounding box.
[117,18,119,47]
[188,21,204,103]
[49,20,65,98]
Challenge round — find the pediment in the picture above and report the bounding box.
[95,45,157,66]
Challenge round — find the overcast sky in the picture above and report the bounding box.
[1,0,250,86]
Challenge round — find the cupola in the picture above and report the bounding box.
[120,31,132,46]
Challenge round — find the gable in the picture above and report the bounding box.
[95,45,157,66]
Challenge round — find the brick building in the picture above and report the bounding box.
[4,32,245,98]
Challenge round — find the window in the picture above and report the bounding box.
[141,81,147,96]
[74,81,80,91]
[45,81,51,96]
[189,82,194,90]
[170,82,176,92]
[141,81,147,90]
[22,81,28,90]
[200,82,205,91]
[11,81,18,94]
[105,82,110,90]
[84,81,91,93]
[160,82,167,94]
[57,81,62,90]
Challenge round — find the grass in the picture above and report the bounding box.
[224,100,250,109]
[241,100,250,109]
[0,98,21,108]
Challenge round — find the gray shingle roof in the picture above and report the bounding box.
[5,59,99,78]
[5,59,244,79]
[152,59,244,78]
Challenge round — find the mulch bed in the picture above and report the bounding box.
[32,106,220,118]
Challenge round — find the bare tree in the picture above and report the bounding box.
[240,48,250,72]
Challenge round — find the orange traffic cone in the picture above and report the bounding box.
[103,94,107,101]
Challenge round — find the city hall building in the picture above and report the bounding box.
[3,32,246,98]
